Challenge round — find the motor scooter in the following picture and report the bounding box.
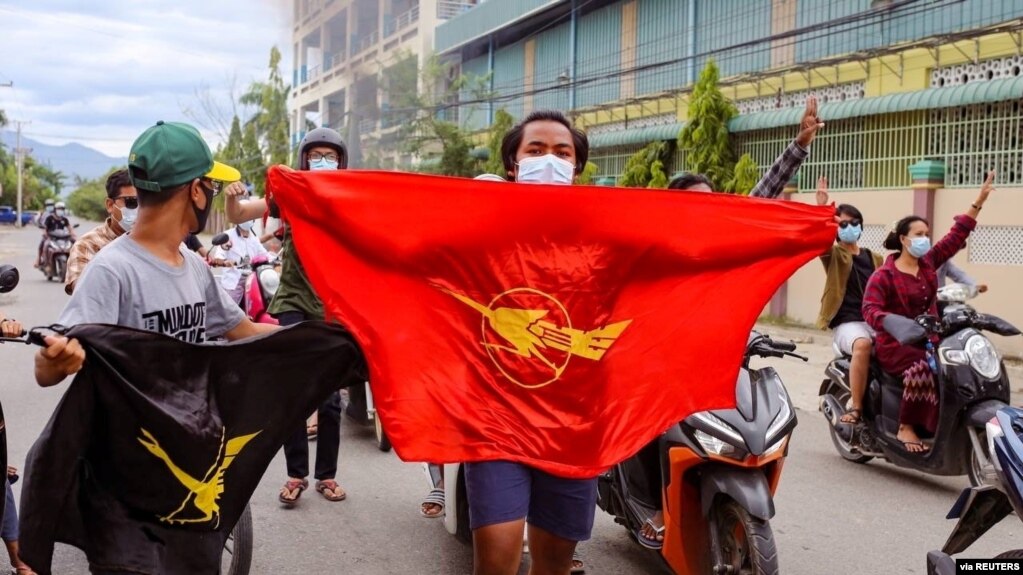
[926,406,1023,574]
[819,283,1020,487]
[40,224,78,283]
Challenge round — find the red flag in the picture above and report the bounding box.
[268,167,835,478]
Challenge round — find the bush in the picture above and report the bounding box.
[67,179,108,222]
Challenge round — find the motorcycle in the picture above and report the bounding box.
[434,332,802,575]
[40,224,78,283]
[926,406,1023,574]
[820,283,1020,487]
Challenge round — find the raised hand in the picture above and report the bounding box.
[815,175,830,206]
[796,95,826,148]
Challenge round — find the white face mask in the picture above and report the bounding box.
[238,221,254,234]
[117,205,138,233]
[516,154,575,185]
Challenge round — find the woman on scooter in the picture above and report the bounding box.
[862,171,995,453]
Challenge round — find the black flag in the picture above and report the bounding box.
[20,322,364,574]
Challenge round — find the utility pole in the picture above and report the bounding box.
[13,121,31,228]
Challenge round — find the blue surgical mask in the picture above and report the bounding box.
[907,236,931,258]
[118,206,138,233]
[238,221,254,233]
[837,224,862,244]
[309,158,339,171]
[516,154,575,185]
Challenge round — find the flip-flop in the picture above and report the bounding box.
[635,518,665,550]
[839,408,862,425]
[278,478,308,507]
[307,423,318,441]
[901,441,931,453]
[420,487,445,518]
[315,479,347,502]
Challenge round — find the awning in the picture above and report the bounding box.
[588,122,685,149]
[728,75,1023,132]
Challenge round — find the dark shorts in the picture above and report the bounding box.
[464,461,597,542]
[2,481,18,541]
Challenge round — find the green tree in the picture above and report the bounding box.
[239,46,290,196]
[726,153,760,195]
[240,123,262,189]
[482,108,514,176]
[678,59,737,191]
[392,53,491,176]
[619,141,671,188]
[67,173,111,221]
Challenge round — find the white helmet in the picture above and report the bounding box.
[55,201,66,209]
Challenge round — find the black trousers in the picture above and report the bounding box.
[277,311,343,481]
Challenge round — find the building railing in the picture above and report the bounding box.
[324,48,347,71]
[437,0,477,20]
[351,29,380,56]
[384,4,420,38]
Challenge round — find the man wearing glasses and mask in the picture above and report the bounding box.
[65,170,138,294]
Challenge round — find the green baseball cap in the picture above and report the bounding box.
[128,121,240,192]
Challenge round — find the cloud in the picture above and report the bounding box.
[0,1,293,156]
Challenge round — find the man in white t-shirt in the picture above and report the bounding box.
[212,220,270,305]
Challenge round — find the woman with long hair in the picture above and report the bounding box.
[862,172,995,452]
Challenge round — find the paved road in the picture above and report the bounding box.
[0,223,1020,574]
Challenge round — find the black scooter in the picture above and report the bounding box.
[927,406,1023,574]
[597,333,803,574]
[820,283,1020,486]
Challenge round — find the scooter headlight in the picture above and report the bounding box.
[766,388,794,446]
[763,435,789,457]
[258,268,280,297]
[966,335,1001,379]
[693,429,736,457]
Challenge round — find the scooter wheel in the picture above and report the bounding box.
[375,416,392,452]
[995,550,1023,559]
[715,500,779,575]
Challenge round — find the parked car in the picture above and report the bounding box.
[0,207,37,226]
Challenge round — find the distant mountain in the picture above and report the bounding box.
[0,131,126,188]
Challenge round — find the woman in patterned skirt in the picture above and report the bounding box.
[862,171,995,452]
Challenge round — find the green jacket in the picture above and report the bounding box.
[266,227,324,320]
[816,244,883,330]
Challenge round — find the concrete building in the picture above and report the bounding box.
[289,0,481,167]
[432,0,1023,355]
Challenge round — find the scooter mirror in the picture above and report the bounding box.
[883,314,928,345]
[211,233,230,246]
[0,265,20,293]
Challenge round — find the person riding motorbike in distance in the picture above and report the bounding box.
[861,171,995,453]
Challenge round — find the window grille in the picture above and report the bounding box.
[968,226,1023,266]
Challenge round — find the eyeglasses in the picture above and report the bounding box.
[200,179,223,197]
[308,152,340,163]
[838,219,862,229]
[113,196,139,210]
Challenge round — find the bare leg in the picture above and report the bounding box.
[526,523,578,575]
[841,338,871,423]
[473,519,526,575]
[5,540,36,574]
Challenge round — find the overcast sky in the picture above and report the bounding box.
[0,1,293,157]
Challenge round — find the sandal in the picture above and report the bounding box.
[901,441,931,453]
[635,518,665,550]
[571,550,585,574]
[839,408,862,425]
[307,423,318,440]
[315,479,347,502]
[278,478,308,507]
[420,487,445,518]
